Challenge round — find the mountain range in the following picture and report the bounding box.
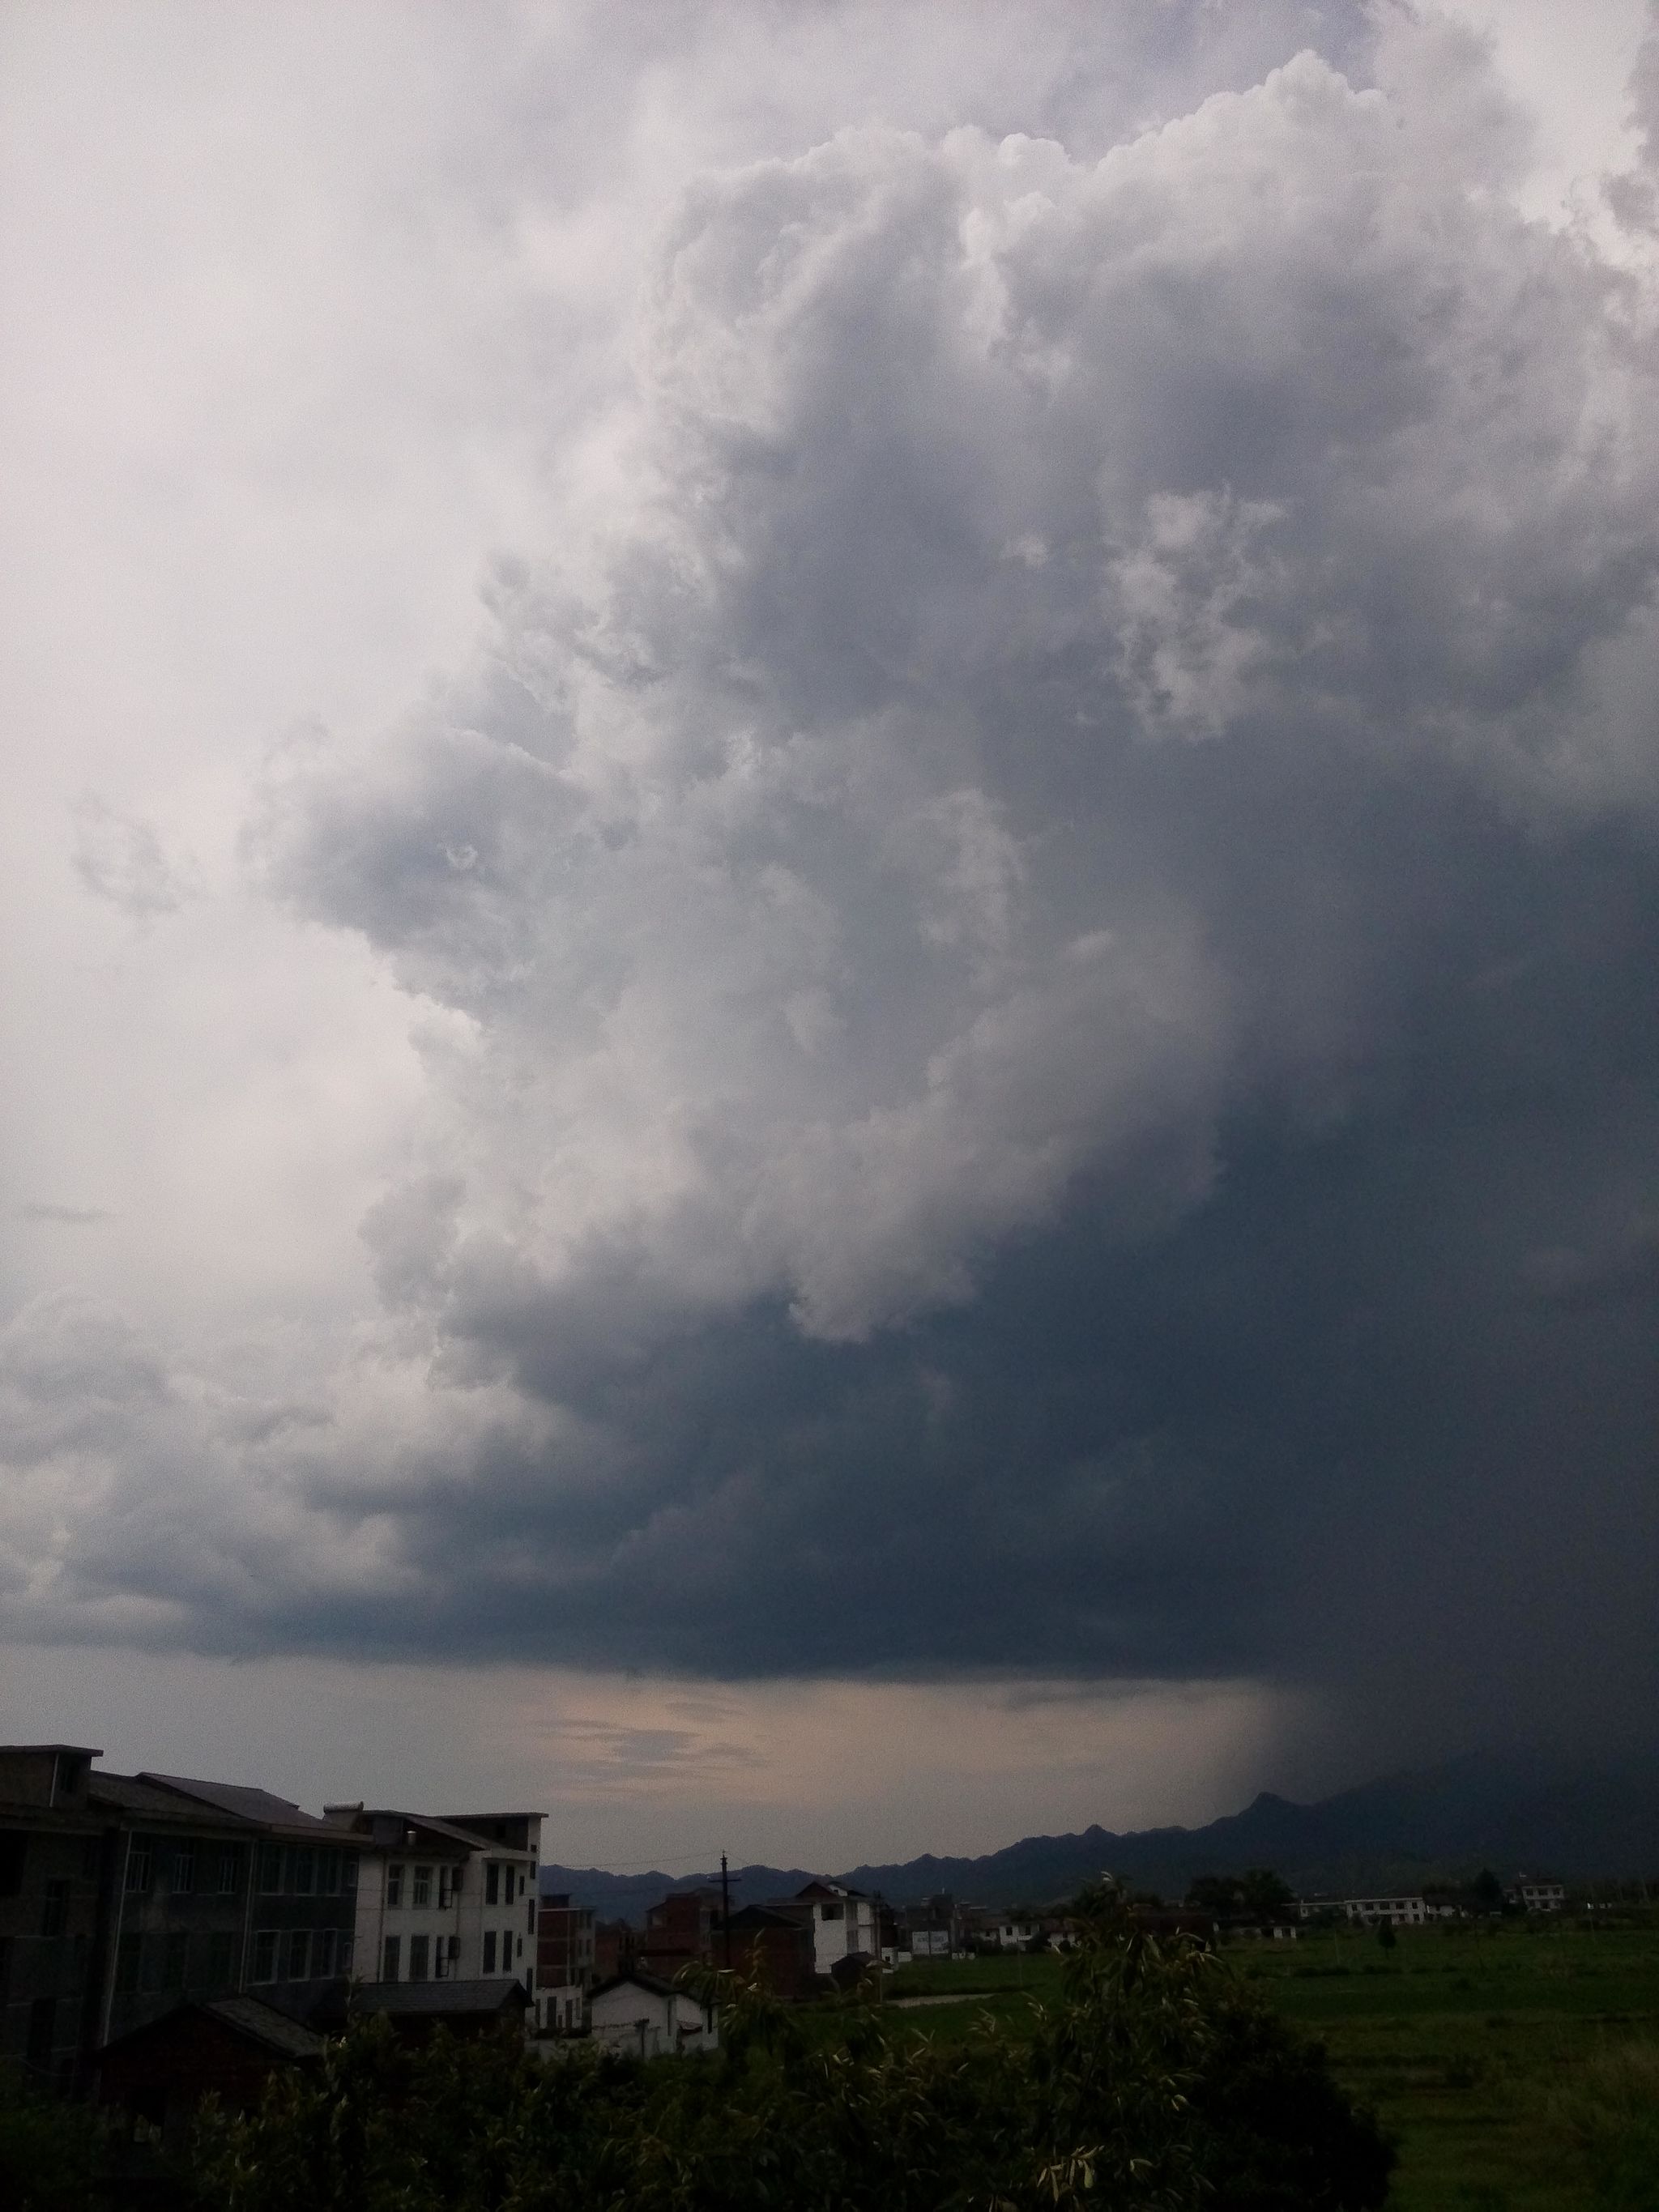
[539,1750,1659,1922]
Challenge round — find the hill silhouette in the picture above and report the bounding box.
[539,1750,1659,1920]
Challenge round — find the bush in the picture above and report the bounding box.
[1548,2044,1659,2210]
[191,1920,1393,2211]
[0,2064,110,2212]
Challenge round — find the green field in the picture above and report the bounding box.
[867,1921,1659,2209]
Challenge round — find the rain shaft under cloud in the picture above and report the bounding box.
[3,9,1658,1774]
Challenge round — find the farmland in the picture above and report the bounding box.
[874,1920,1659,2209]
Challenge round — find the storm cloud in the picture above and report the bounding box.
[3,5,1657,1775]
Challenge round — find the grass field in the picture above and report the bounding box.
[866,1920,1659,2209]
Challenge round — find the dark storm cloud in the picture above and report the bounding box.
[4,17,1658,1762]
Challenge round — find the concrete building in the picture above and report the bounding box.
[0,1744,365,2095]
[638,1888,721,1981]
[1514,1876,1567,1913]
[588,1969,718,2058]
[535,1892,596,2033]
[766,1880,880,1975]
[322,1805,542,1997]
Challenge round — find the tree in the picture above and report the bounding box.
[1375,1919,1397,1951]
[193,1920,1393,2211]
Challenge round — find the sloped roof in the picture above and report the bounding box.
[88,1774,253,1829]
[100,1996,324,2061]
[348,1810,500,1856]
[139,1773,355,1838]
[354,1979,529,2016]
[590,1969,683,2001]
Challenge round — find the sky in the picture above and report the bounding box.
[2,0,1657,1876]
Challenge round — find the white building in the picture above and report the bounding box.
[1515,1877,1566,1913]
[588,1971,718,2059]
[324,1805,543,1996]
[781,1880,881,1974]
[1337,1894,1427,1927]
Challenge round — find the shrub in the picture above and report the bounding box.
[1548,2044,1659,2210]
[191,1920,1393,2211]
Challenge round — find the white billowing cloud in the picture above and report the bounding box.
[260,49,1659,1358]
[2,6,1657,1710]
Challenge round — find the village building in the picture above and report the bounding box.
[0,1744,365,2095]
[588,1968,718,2058]
[322,1804,542,1998]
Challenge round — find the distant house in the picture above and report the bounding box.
[323,1805,542,2001]
[1307,1894,1427,1928]
[899,1894,961,1960]
[762,1881,881,1976]
[991,1916,1037,1951]
[638,1888,721,1981]
[588,1971,717,2058]
[723,1903,818,2001]
[1513,1876,1567,1914]
[592,1917,638,1984]
[536,1893,597,2032]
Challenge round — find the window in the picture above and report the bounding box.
[284,1929,310,1981]
[0,1833,27,1897]
[115,1934,142,1995]
[172,1842,197,1894]
[215,1845,241,1894]
[203,1931,236,1987]
[412,1865,433,1909]
[343,1854,358,1893]
[527,1898,535,1934]
[313,1927,337,1977]
[41,1881,69,1937]
[0,1937,11,2000]
[290,1848,315,1896]
[819,1902,843,1921]
[407,1934,429,1982]
[382,1935,401,1983]
[26,1997,55,2074]
[125,1839,154,1894]
[257,1844,284,1894]
[386,1864,404,1908]
[483,1930,497,1973]
[486,1862,500,1906]
[250,1932,278,1984]
[320,1849,341,1896]
[338,1932,354,1975]
[161,1933,189,1993]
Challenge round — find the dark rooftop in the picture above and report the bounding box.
[353,1980,529,2016]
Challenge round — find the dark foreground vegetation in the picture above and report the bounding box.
[6,1920,1393,2212]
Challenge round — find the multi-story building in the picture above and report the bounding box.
[324,1805,542,1996]
[638,1888,721,1981]
[766,1880,881,1975]
[0,1744,365,2093]
[535,1892,596,2031]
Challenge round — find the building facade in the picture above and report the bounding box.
[0,1745,365,2094]
[325,1805,541,1996]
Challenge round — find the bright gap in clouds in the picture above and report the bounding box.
[2,0,1657,1857]
[0,1641,1290,1871]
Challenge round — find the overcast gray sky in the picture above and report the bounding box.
[2,0,1656,1873]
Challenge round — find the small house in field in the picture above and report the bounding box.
[588,1970,718,2058]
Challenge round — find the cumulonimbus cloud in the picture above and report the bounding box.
[6,23,1659,1755]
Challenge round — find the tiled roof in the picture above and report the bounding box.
[139,1774,355,1838]
[88,1774,253,1828]
[354,1979,529,2016]
[202,1997,328,2058]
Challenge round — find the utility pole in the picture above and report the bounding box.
[721,1852,731,1968]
